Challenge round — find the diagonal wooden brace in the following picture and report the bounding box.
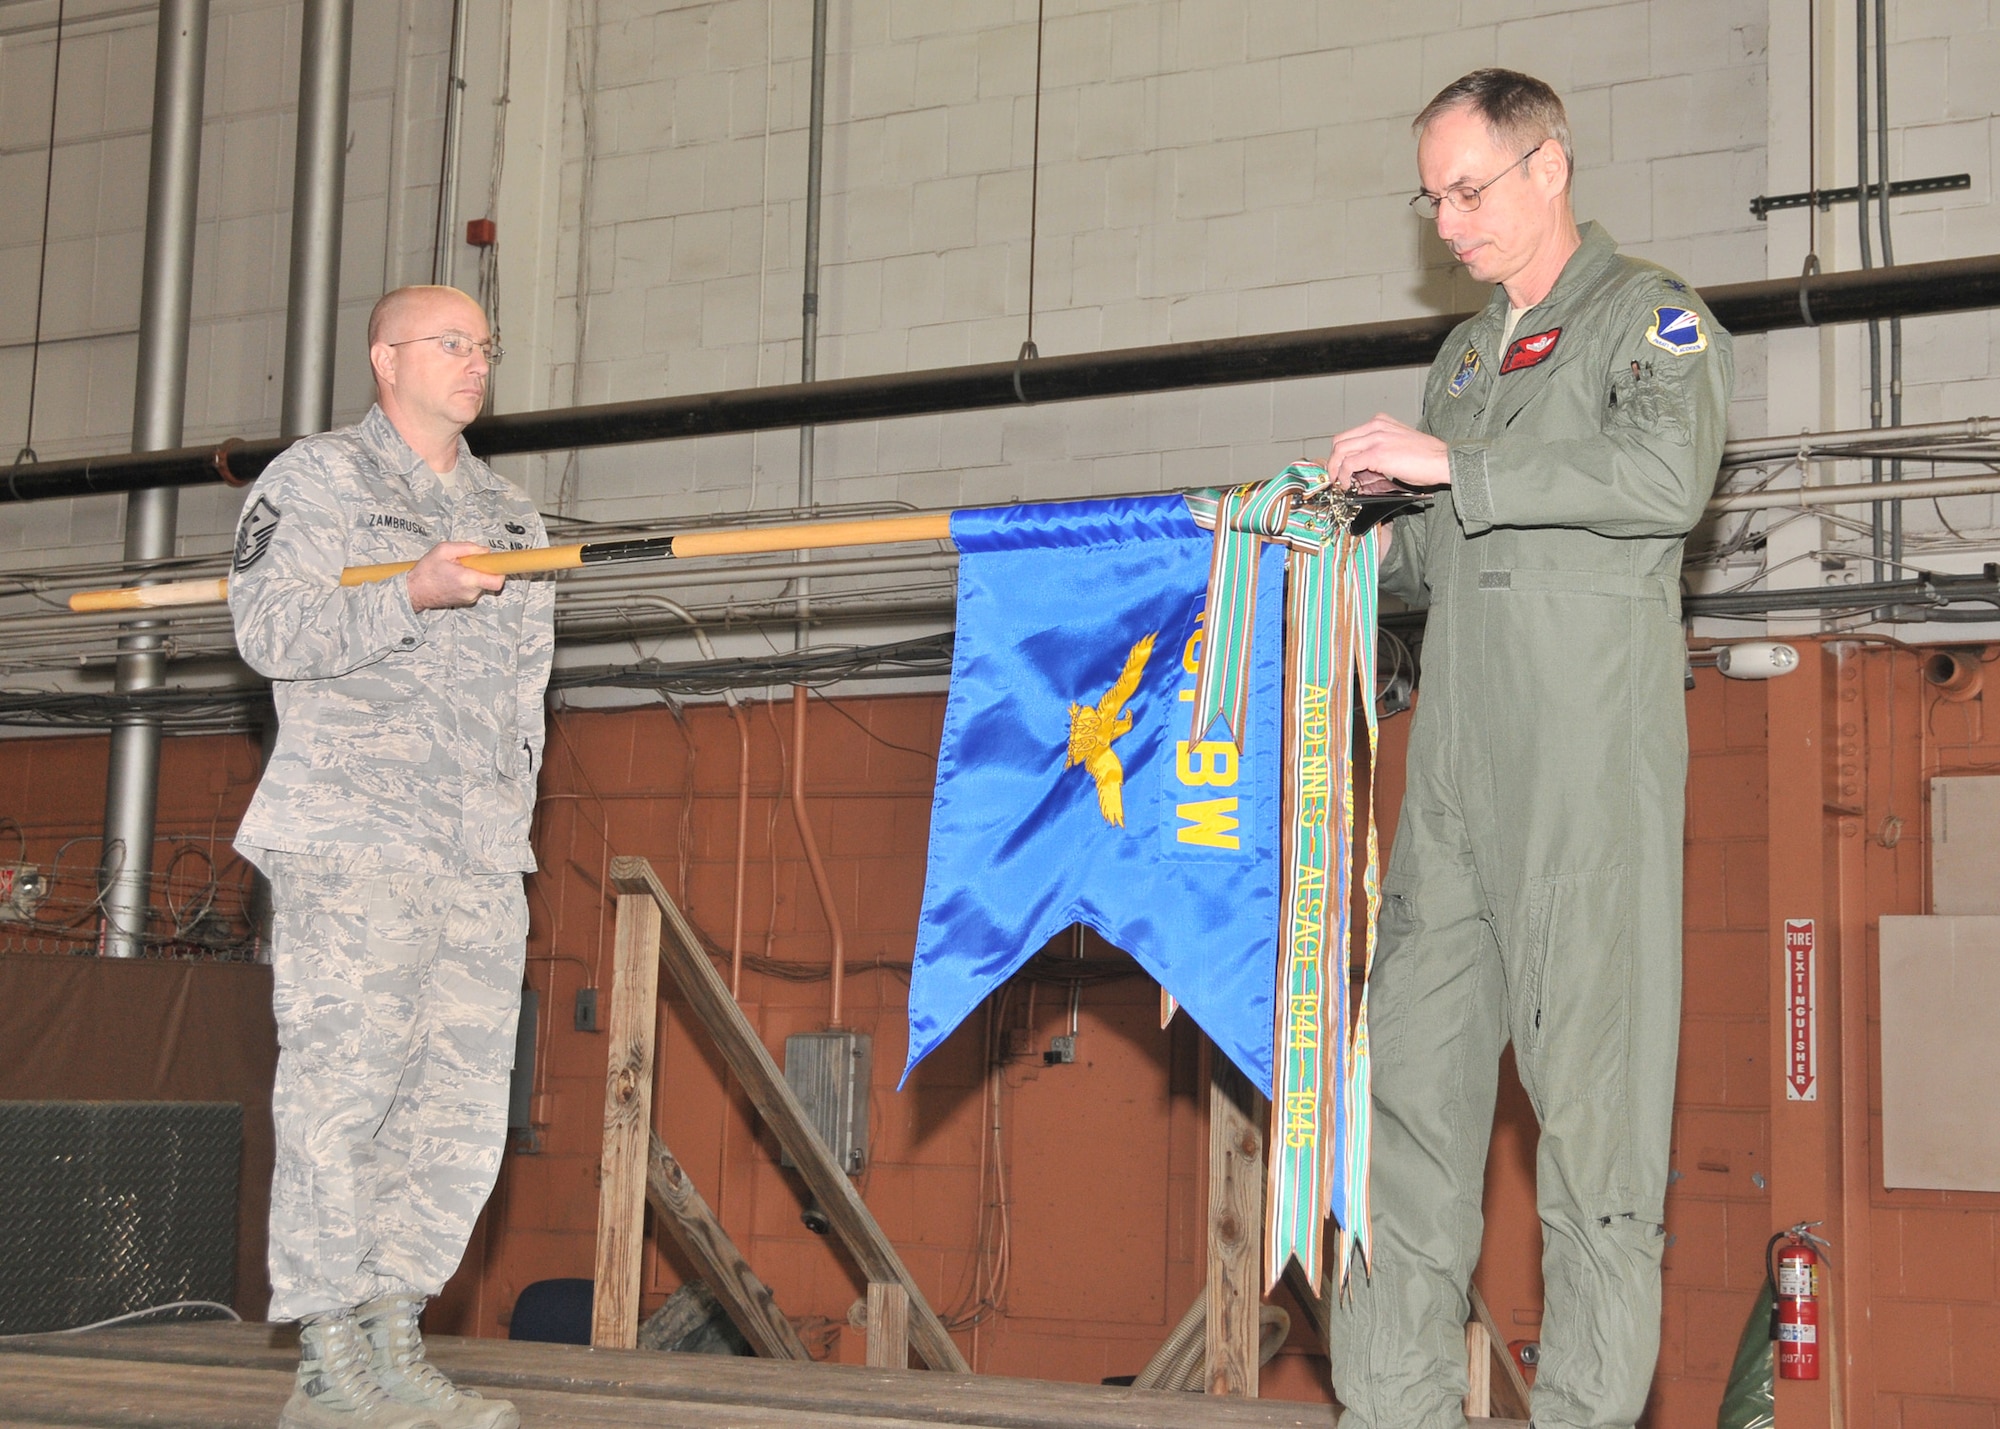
[646,1132,809,1360]
[608,855,968,1373]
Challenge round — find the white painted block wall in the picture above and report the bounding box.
[0,0,1992,609]
[531,0,1774,531]
[0,0,444,564]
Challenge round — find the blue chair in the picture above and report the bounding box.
[507,1278,594,1345]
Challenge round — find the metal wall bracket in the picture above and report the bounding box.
[1750,173,1970,221]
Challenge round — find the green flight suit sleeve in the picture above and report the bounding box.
[229,449,429,682]
[1377,519,1429,609]
[1445,295,1733,539]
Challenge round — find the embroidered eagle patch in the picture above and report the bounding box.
[1066,632,1156,829]
[1646,305,1707,355]
[233,497,281,572]
[1499,327,1562,374]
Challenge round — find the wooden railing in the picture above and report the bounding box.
[588,853,1530,1413]
[590,856,963,1370]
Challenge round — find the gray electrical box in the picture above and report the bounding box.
[780,1031,870,1175]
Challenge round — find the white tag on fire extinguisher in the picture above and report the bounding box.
[1778,1262,1813,1297]
[1777,1321,1817,1343]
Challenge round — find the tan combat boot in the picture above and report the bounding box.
[357,1294,520,1429]
[279,1313,443,1429]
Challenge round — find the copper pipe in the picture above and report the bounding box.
[790,684,846,1027]
[729,701,751,999]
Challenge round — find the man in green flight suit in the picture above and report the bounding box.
[1324,70,1734,1429]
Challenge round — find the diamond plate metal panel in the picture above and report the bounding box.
[0,1101,240,1334]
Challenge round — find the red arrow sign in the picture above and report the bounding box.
[1785,919,1817,1101]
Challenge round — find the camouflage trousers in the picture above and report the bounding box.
[264,853,528,1323]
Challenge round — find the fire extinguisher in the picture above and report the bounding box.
[1768,1222,1831,1380]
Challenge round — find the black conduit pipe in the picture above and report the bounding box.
[11,251,2000,505]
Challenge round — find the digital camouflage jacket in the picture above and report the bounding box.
[230,405,555,874]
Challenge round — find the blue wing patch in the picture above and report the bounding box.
[1647,305,1707,355]
[1447,346,1480,397]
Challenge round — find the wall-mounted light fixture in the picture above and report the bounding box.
[1715,642,1801,680]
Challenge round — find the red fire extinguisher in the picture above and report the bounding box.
[1768,1222,1831,1380]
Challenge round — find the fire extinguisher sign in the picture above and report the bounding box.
[1785,918,1817,1101]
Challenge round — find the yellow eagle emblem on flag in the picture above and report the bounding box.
[1065,632,1156,827]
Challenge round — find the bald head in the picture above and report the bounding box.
[367,285,493,464]
[367,285,485,349]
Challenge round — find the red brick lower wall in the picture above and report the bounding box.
[1,651,1992,1420]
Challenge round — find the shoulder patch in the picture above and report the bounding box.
[233,497,281,572]
[1499,327,1562,374]
[1447,347,1480,397]
[1646,305,1707,355]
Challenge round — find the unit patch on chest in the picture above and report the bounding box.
[1447,347,1481,397]
[1646,305,1708,355]
[1499,327,1562,374]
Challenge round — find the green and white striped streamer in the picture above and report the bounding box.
[1185,469,1321,751]
[1186,462,1385,1299]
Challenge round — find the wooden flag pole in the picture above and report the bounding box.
[65,511,956,613]
[64,491,1426,615]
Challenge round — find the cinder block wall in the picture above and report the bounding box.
[0,0,1783,569]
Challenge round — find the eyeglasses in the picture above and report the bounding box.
[1408,144,1544,220]
[385,330,505,365]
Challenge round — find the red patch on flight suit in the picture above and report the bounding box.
[1499,326,1562,374]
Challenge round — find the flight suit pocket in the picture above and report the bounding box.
[1513,864,1632,1112]
[1370,878,1421,1066]
[1607,359,1692,444]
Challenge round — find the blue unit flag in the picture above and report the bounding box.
[902,494,1286,1091]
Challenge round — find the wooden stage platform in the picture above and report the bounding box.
[0,1321,1529,1428]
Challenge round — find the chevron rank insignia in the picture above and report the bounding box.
[233,497,282,572]
[1448,347,1480,397]
[1647,305,1707,355]
[1499,327,1562,374]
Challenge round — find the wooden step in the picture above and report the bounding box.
[0,1322,1528,1429]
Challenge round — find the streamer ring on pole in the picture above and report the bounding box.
[1299,483,1362,532]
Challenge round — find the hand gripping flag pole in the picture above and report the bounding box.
[1185,462,1386,1299]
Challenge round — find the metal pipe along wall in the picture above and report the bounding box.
[795,0,831,643]
[282,0,354,438]
[14,253,2000,505]
[99,0,208,958]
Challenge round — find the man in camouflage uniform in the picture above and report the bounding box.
[1325,72,1733,1429]
[231,285,554,1429]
